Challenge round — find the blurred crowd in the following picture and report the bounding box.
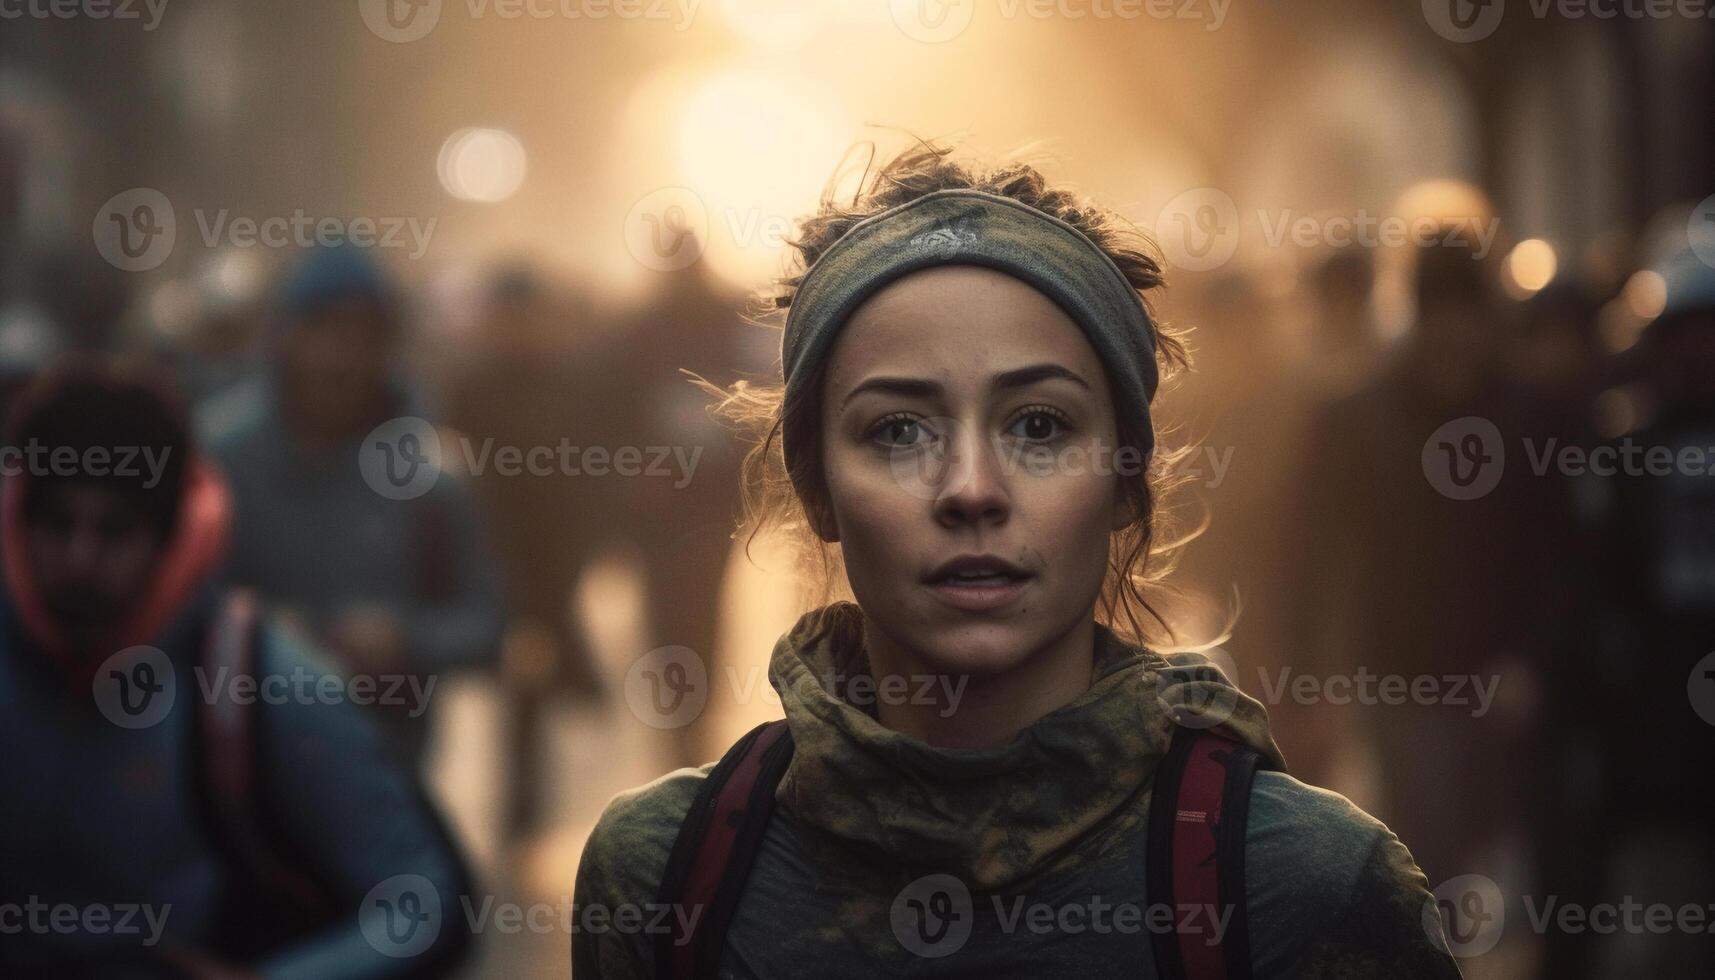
[2,178,1713,976]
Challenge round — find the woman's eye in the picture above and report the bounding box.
[872,415,929,448]
[1008,408,1068,442]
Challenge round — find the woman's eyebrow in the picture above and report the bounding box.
[840,376,941,409]
[840,363,1091,410]
[993,363,1091,392]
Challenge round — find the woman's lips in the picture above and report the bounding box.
[926,575,1031,612]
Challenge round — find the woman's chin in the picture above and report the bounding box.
[911,622,1039,678]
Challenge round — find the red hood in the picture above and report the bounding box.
[2,457,232,680]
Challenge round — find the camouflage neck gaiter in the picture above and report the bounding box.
[768,602,1285,892]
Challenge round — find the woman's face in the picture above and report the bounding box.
[817,264,1134,676]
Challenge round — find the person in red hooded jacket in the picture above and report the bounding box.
[0,358,473,979]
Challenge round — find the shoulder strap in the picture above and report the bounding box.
[194,589,329,916]
[1147,726,1265,980]
[653,719,795,980]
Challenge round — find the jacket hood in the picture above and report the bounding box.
[1,456,232,681]
[769,602,1285,891]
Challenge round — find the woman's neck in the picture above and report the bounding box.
[862,616,1098,749]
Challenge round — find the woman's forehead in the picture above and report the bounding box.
[826,265,1107,385]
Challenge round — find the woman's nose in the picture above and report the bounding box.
[931,423,1011,528]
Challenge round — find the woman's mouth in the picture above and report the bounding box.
[924,556,1033,612]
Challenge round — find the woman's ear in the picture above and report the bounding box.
[1111,486,1140,531]
[808,498,841,543]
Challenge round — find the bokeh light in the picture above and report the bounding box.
[438,127,528,204]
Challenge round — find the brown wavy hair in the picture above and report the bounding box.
[696,137,1201,649]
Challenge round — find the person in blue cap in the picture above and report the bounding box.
[199,243,505,771]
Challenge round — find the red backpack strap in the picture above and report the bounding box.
[1147,726,1265,980]
[195,589,329,916]
[653,719,795,980]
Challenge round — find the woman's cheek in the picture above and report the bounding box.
[1021,466,1118,580]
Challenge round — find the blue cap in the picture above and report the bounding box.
[276,245,395,321]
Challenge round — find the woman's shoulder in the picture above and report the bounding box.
[1245,771,1461,979]
[576,763,715,905]
[1247,769,1394,871]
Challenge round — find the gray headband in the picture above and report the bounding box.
[780,188,1159,474]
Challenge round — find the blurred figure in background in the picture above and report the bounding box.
[1159,271,1322,758]
[1550,242,1715,979]
[1284,223,1552,889]
[0,360,473,978]
[1304,244,1383,395]
[609,262,753,767]
[199,244,505,771]
[445,262,614,842]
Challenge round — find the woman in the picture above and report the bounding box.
[573,142,1463,979]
